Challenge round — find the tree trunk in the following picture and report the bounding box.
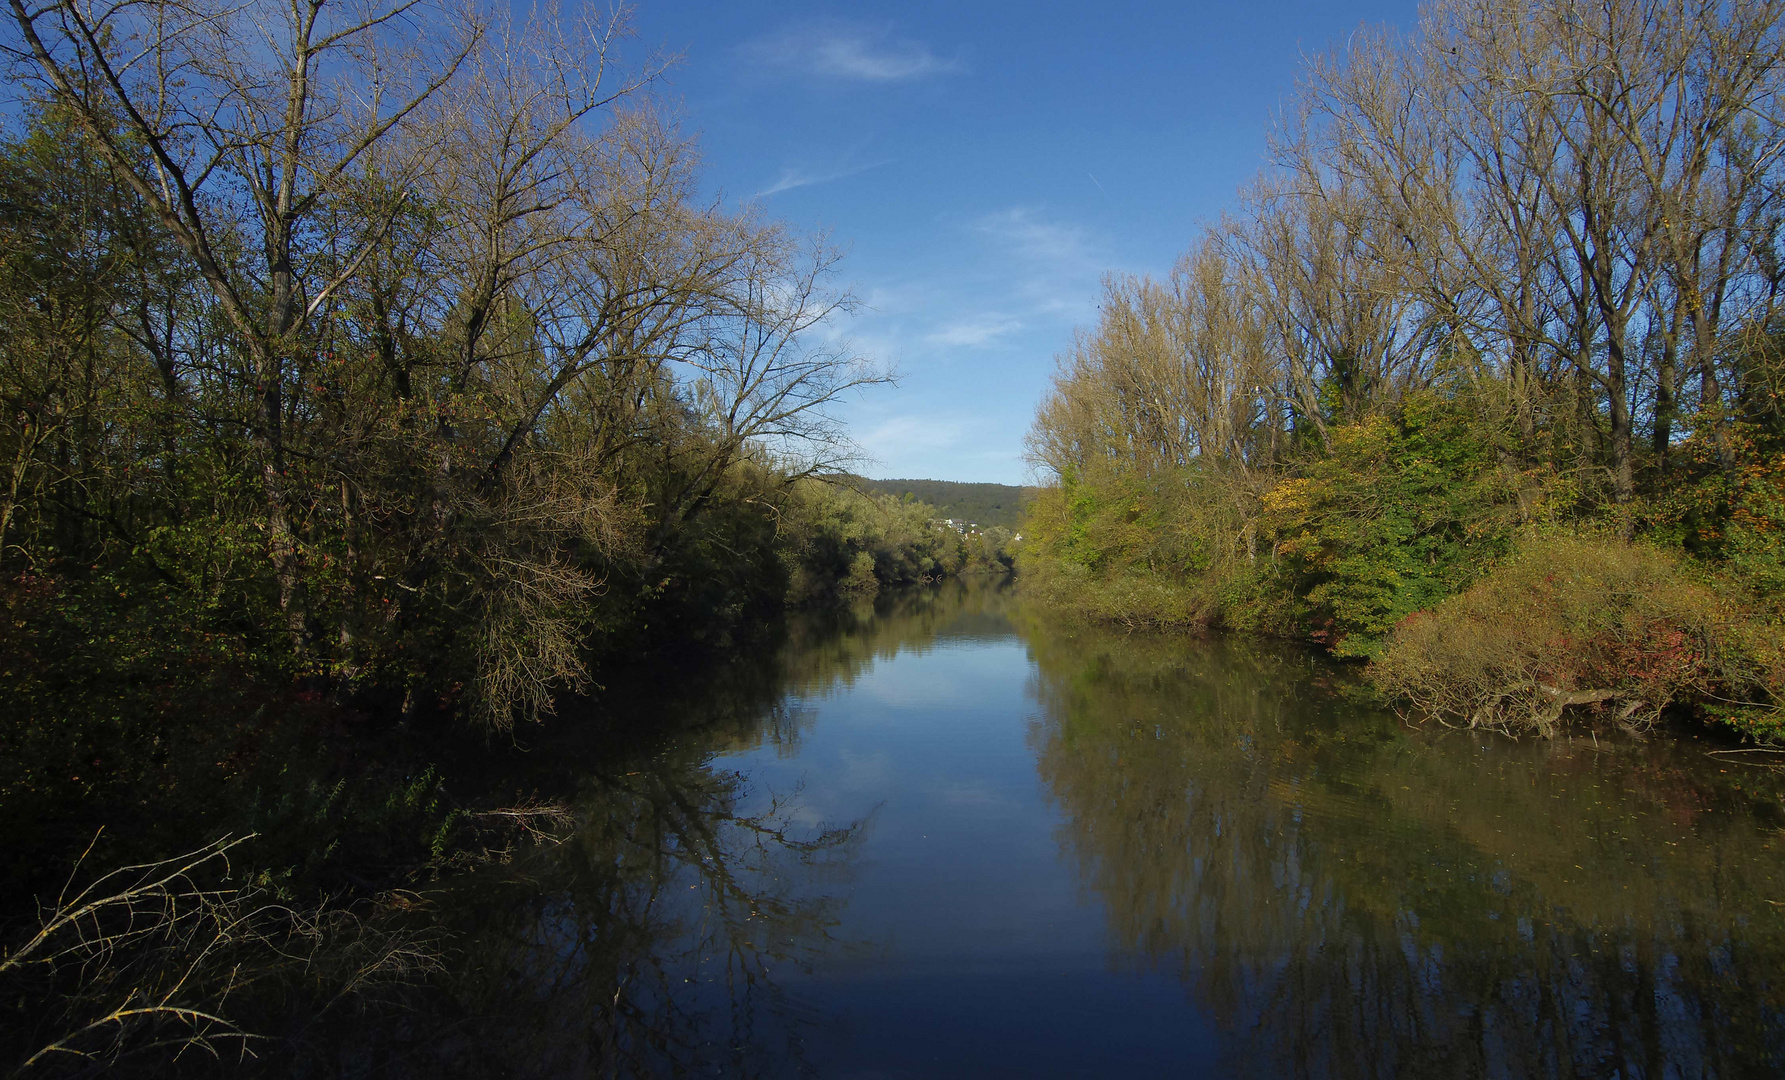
[253,352,310,655]
[1652,307,1679,472]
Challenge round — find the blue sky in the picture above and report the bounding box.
[627,1,1422,485]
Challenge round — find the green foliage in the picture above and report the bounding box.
[1019,391,1525,645]
[0,570,282,876]
[1258,394,1521,656]
[1022,386,1785,741]
[775,480,971,603]
[0,565,490,907]
[844,550,880,594]
[1638,423,1785,609]
[1016,463,1245,629]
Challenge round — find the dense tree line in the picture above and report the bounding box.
[1024,0,1785,735]
[0,0,976,729]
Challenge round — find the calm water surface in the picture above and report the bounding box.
[439,579,1785,1078]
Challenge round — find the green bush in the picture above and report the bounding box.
[1258,396,1521,658]
[1015,556,1224,631]
[843,550,880,594]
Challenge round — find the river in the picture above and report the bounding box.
[396,577,1785,1078]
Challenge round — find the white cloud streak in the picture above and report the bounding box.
[741,21,961,82]
[962,206,1113,328]
[972,207,1095,265]
[755,160,891,198]
[925,316,1023,348]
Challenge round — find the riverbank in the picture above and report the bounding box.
[8,578,1784,1075]
[1016,425,1785,742]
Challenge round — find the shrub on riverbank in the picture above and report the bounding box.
[1369,536,1783,737]
[1016,462,1259,630]
[1016,556,1223,631]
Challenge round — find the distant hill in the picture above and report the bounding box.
[855,478,1036,530]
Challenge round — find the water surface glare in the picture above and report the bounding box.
[468,579,1785,1078]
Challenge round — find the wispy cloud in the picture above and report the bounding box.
[973,207,1095,265]
[963,206,1115,328]
[925,315,1023,348]
[741,21,961,82]
[857,414,964,466]
[755,159,891,198]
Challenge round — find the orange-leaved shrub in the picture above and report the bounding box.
[1369,536,1783,737]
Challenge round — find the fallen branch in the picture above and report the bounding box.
[1533,684,1621,708]
[5,832,444,1076]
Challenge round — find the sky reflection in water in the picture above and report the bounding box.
[477,579,1785,1078]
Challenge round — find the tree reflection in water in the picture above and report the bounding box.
[411,752,856,1079]
[319,582,1011,1079]
[1021,615,1785,1079]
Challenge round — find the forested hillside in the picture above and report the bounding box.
[1021,0,1785,740]
[856,479,1035,529]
